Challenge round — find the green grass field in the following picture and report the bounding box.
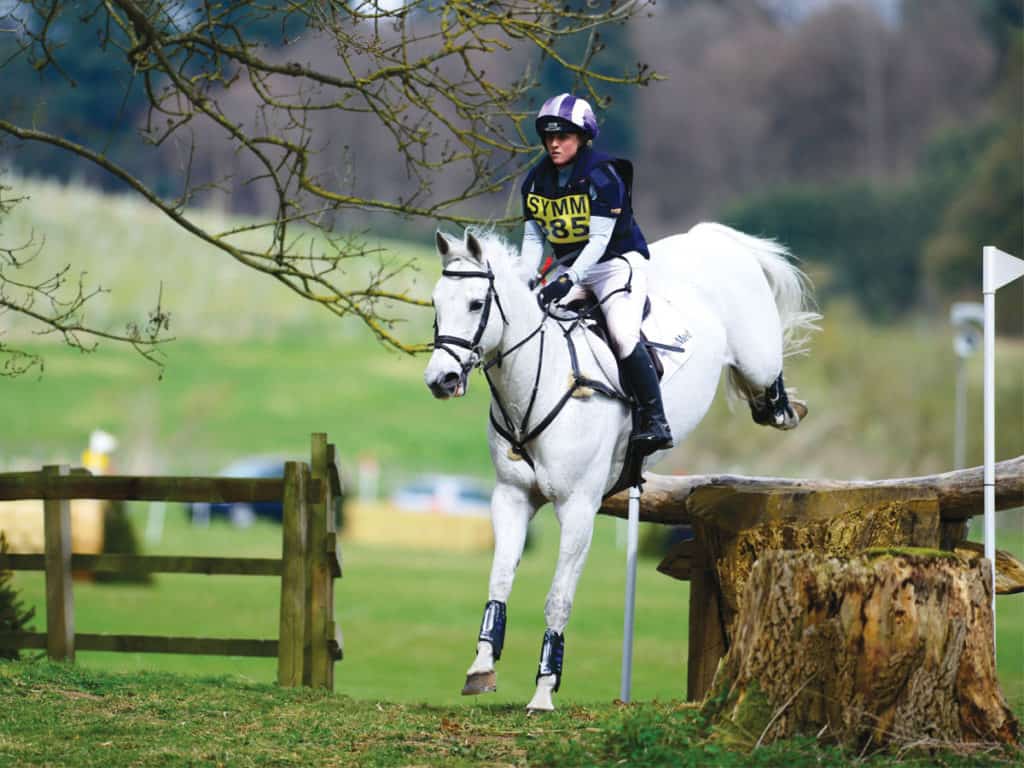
[2,663,1019,767]
[10,507,694,706]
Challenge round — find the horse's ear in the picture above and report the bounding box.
[465,231,483,263]
[435,230,451,259]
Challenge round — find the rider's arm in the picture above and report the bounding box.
[565,164,626,283]
[521,219,546,274]
[565,215,615,283]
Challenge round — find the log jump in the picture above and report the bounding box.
[598,457,1024,704]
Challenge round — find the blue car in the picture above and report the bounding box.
[188,456,288,527]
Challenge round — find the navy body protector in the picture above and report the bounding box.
[522,146,649,276]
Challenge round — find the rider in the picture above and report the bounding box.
[520,93,672,454]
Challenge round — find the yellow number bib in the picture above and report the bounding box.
[525,193,590,244]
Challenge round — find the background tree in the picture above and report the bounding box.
[0,0,655,366]
[0,533,35,659]
[923,34,1024,333]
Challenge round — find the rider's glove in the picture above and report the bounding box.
[537,275,573,309]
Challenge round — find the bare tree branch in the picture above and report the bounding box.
[0,0,656,357]
[0,176,172,375]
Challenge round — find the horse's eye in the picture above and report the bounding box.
[469,299,484,312]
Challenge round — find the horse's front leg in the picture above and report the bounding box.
[527,492,599,712]
[463,481,538,695]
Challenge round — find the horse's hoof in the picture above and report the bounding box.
[462,671,497,695]
[791,399,808,420]
[526,678,556,712]
[526,694,555,713]
[773,399,808,430]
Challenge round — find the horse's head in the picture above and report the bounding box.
[424,230,509,399]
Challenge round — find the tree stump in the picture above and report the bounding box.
[703,550,1020,750]
[689,487,942,644]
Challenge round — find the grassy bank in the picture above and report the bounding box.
[1,662,1019,767]
[1,175,438,343]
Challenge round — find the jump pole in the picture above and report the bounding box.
[982,245,1024,650]
[620,484,641,702]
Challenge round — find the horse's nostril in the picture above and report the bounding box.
[442,372,460,387]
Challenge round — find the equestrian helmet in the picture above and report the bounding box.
[535,93,599,142]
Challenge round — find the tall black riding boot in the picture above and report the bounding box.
[620,344,673,455]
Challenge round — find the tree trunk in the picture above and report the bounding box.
[690,487,942,643]
[704,550,1020,750]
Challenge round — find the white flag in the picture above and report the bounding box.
[984,246,1024,293]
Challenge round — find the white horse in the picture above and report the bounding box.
[424,223,818,711]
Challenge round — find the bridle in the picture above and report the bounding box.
[432,263,509,383]
[432,257,635,473]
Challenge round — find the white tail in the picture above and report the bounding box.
[698,223,820,358]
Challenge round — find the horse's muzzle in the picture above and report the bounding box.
[428,371,466,399]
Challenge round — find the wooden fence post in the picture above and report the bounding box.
[686,529,726,702]
[278,461,309,687]
[307,433,336,689]
[326,443,344,668]
[43,465,74,662]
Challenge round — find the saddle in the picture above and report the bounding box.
[562,295,665,381]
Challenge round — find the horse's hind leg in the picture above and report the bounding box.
[463,482,538,695]
[527,492,598,712]
[727,330,807,431]
[747,371,807,429]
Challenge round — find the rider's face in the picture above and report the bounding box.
[544,132,582,167]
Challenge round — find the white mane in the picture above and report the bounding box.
[461,227,533,285]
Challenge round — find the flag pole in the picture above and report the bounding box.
[982,245,1024,654]
[621,484,641,702]
[983,254,996,631]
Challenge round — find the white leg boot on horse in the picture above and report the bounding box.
[463,482,537,695]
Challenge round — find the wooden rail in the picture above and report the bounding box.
[598,455,1024,524]
[0,554,283,576]
[0,433,343,691]
[0,474,314,503]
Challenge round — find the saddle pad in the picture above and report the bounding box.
[577,293,695,392]
[640,294,695,385]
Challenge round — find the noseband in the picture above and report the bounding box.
[432,264,509,378]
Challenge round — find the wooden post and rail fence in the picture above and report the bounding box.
[0,433,343,691]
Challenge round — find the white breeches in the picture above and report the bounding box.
[556,251,647,360]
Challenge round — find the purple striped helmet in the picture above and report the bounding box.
[535,93,599,142]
